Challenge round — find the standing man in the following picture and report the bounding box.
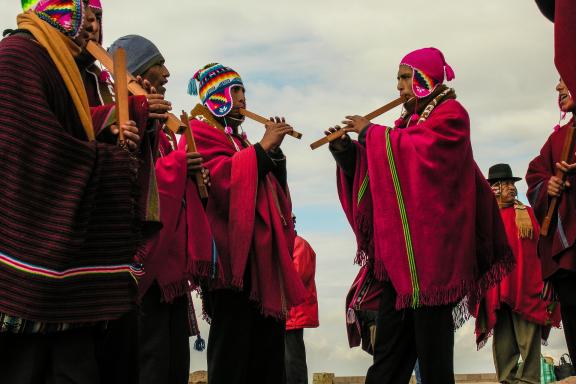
[188,63,307,384]
[109,35,212,384]
[527,78,576,362]
[477,164,560,384]
[328,47,513,383]
[285,215,319,384]
[0,1,149,382]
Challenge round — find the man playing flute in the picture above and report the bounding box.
[109,34,212,384]
[526,77,576,363]
[187,63,306,384]
[0,0,151,382]
[327,47,513,383]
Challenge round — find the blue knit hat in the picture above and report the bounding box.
[108,35,164,76]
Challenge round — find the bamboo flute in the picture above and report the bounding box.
[309,96,409,150]
[180,111,209,199]
[238,109,303,139]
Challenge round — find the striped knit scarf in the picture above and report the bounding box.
[17,11,95,141]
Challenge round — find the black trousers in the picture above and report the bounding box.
[95,311,139,384]
[138,283,191,384]
[205,289,286,384]
[0,327,100,384]
[365,282,455,384]
[285,329,308,384]
[553,270,576,363]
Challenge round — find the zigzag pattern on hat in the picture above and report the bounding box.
[23,0,84,37]
[188,63,244,117]
[412,68,439,98]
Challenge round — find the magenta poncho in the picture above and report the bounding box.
[339,99,513,313]
[192,117,306,319]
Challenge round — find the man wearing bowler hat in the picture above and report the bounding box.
[474,164,560,384]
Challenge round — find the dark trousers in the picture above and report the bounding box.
[206,289,286,384]
[0,327,100,384]
[553,270,576,363]
[95,311,139,384]
[365,282,455,384]
[285,329,308,384]
[138,283,191,384]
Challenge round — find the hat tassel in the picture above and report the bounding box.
[188,78,198,96]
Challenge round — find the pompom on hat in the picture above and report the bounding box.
[188,63,244,117]
[21,0,84,38]
[400,47,455,98]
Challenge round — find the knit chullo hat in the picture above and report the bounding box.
[21,0,84,38]
[400,47,455,98]
[188,63,244,117]
[108,35,164,77]
[88,0,101,9]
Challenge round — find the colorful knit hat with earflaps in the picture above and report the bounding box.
[400,47,455,98]
[188,63,244,117]
[21,0,84,38]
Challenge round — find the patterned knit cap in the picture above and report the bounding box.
[400,47,455,98]
[188,63,244,117]
[21,0,84,38]
[88,0,101,9]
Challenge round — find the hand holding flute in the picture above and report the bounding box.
[259,117,295,152]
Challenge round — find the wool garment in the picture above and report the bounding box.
[338,98,513,314]
[526,119,576,278]
[191,105,306,318]
[554,0,576,97]
[0,35,149,323]
[474,206,561,348]
[137,129,214,303]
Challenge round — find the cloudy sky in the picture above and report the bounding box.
[2,0,571,377]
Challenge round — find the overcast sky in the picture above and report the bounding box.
[1,0,571,377]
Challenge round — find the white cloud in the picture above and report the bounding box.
[2,0,571,377]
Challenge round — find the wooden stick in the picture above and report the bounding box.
[180,111,209,199]
[239,109,303,139]
[541,121,576,236]
[309,96,408,150]
[113,48,129,145]
[86,41,186,134]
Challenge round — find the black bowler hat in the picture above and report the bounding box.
[487,163,522,184]
[535,0,554,22]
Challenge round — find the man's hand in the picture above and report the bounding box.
[187,152,203,176]
[201,167,211,188]
[548,161,576,197]
[325,126,351,151]
[548,175,569,197]
[556,160,576,175]
[342,115,371,135]
[259,117,294,152]
[111,120,140,152]
[147,94,171,120]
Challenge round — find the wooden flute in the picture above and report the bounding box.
[309,96,409,150]
[239,109,303,139]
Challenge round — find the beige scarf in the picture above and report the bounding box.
[17,11,95,141]
[514,200,534,240]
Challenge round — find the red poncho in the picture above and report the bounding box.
[137,130,214,303]
[192,114,306,318]
[474,206,561,347]
[339,99,513,314]
[526,120,576,278]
